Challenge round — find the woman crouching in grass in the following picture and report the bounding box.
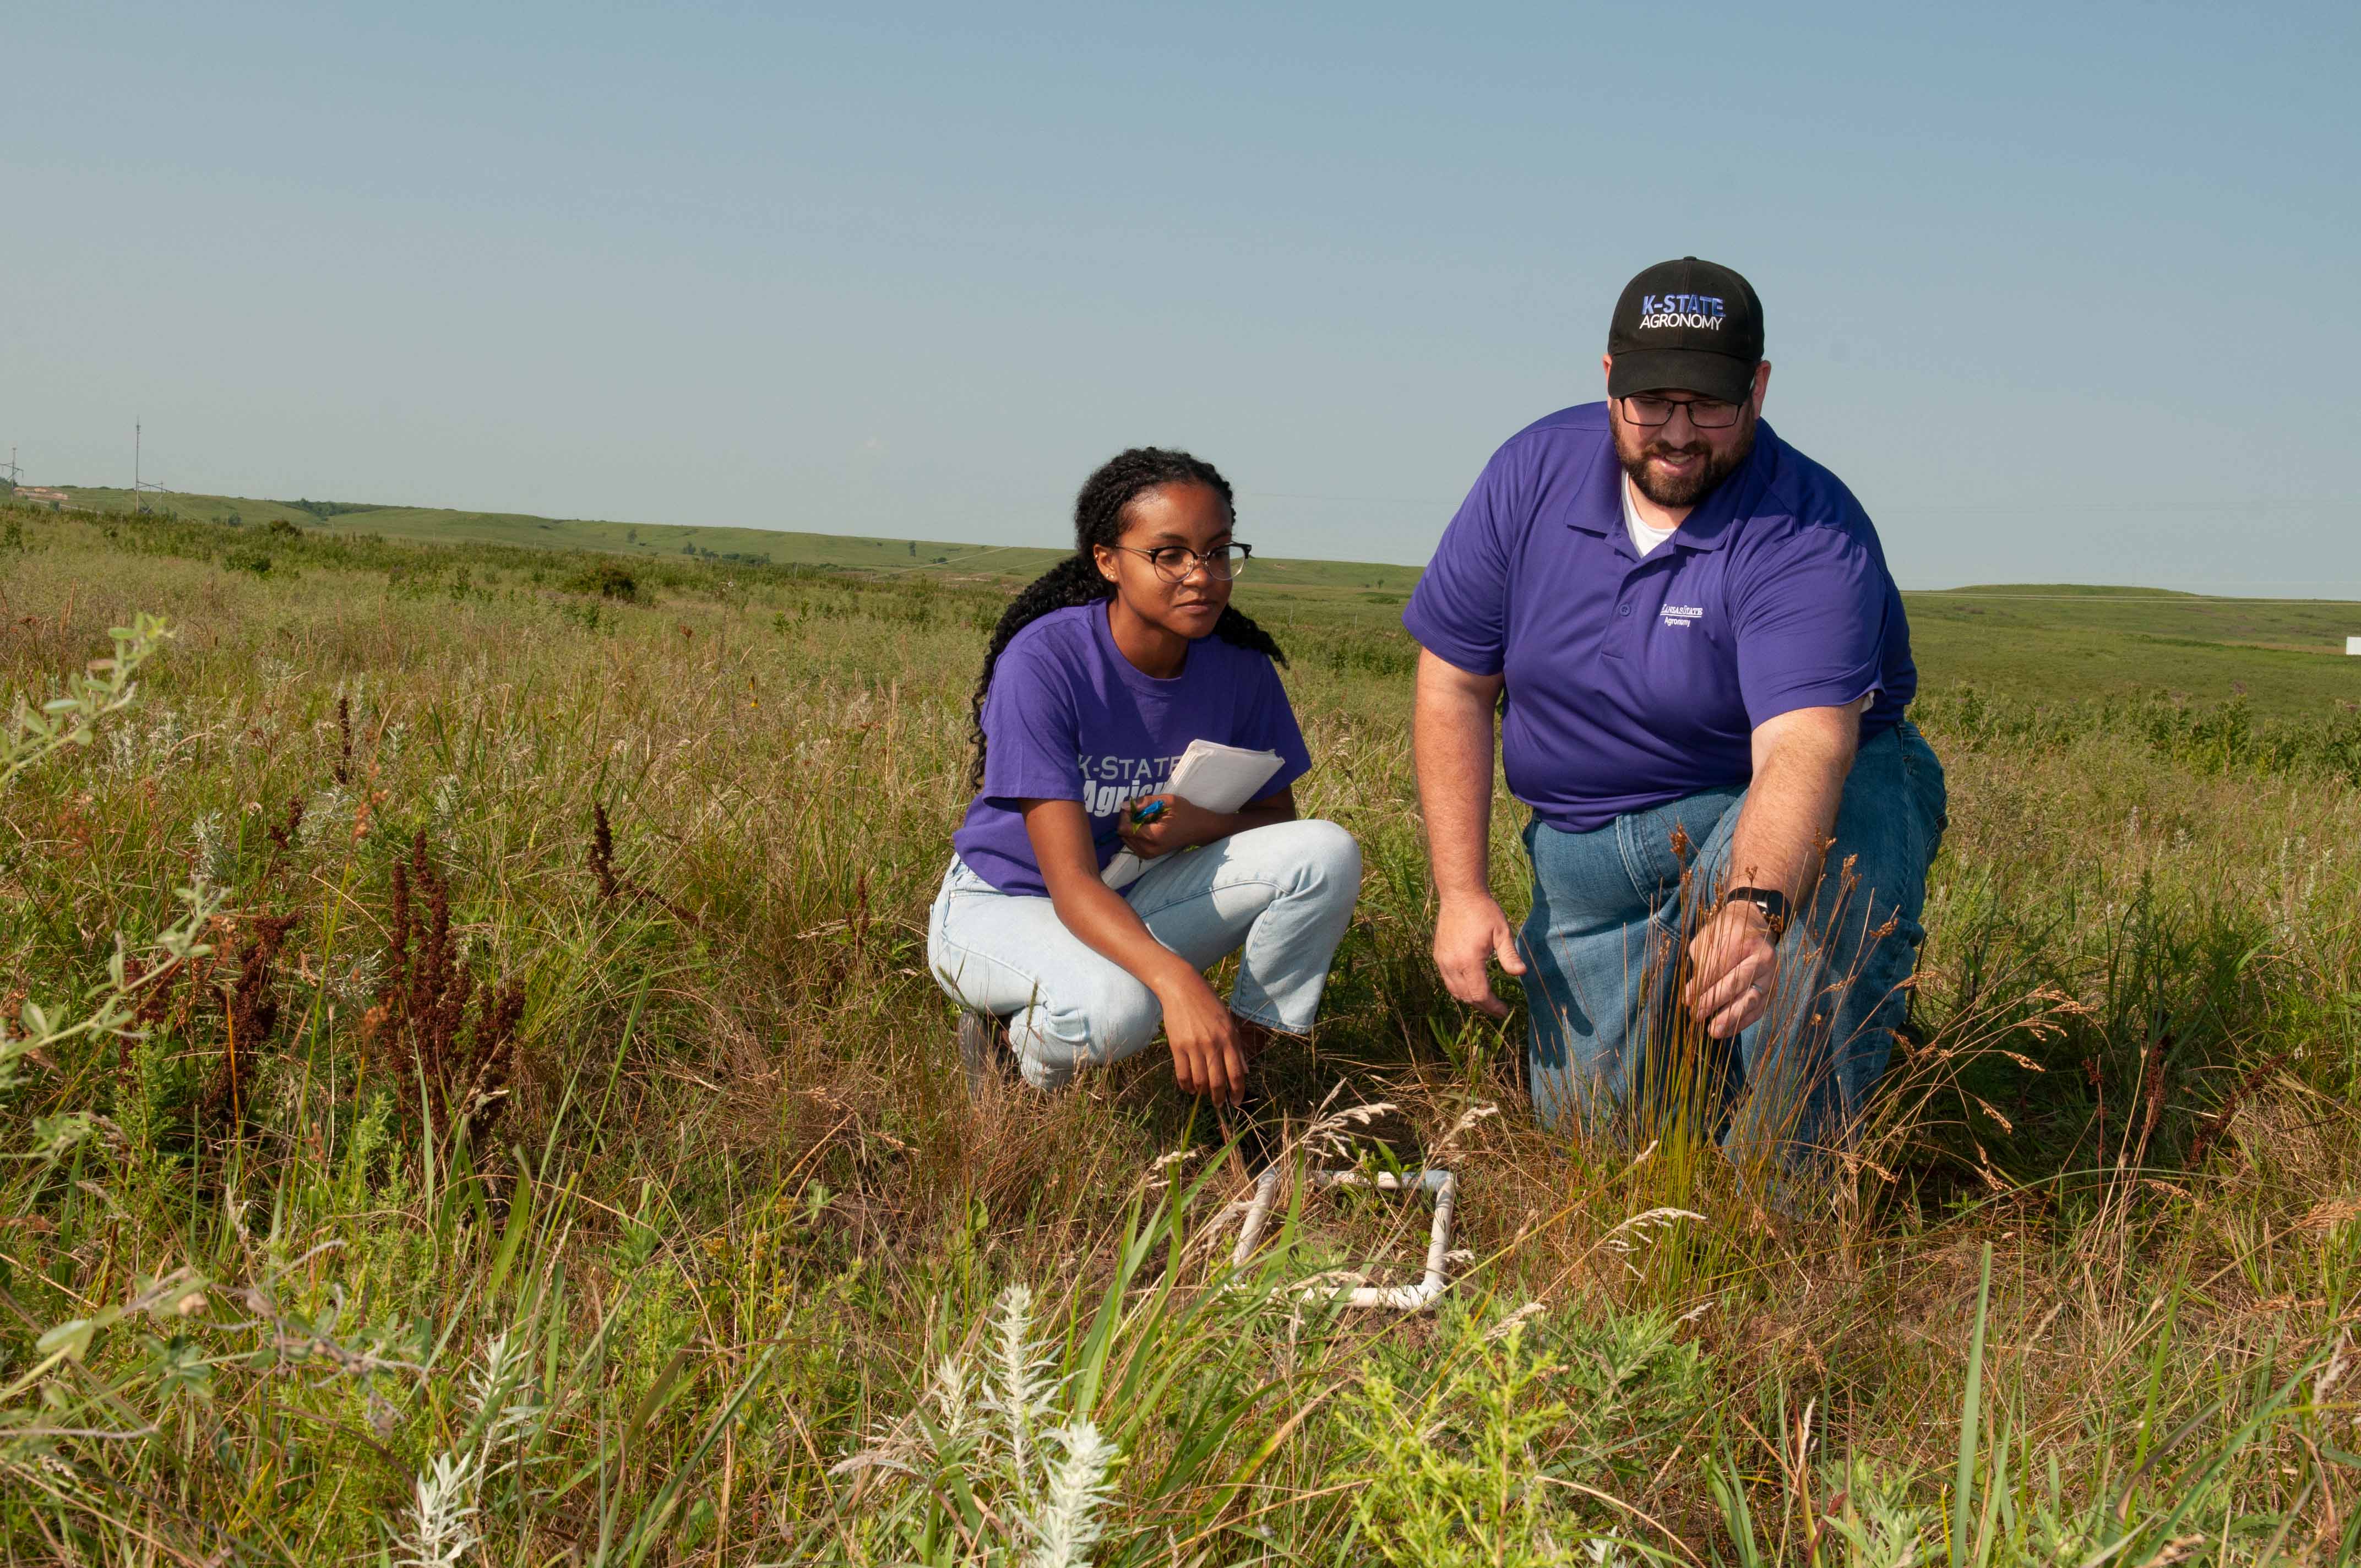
[928,447,1362,1105]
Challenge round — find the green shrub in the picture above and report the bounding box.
[567,560,645,602]
[1337,1305,1706,1567]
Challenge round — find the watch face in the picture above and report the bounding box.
[1727,888,1787,930]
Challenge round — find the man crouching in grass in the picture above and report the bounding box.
[1403,257,1946,1200]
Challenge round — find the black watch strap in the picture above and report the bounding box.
[1722,885,1790,937]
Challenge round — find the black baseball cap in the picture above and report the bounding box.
[1606,257,1764,404]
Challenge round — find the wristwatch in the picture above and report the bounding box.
[1719,885,1790,940]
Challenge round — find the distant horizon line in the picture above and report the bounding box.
[17,480,2360,603]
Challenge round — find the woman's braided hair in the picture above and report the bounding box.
[966,447,1288,791]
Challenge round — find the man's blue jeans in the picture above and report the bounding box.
[1517,720,1947,1179]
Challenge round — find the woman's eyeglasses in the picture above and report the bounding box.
[1617,394,1745,429]
[1111,543,1253,582]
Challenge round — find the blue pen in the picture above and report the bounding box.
[1131,798,1168,826]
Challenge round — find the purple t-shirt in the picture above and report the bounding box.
[1402,404,1914,834]
[953,602,1313,896]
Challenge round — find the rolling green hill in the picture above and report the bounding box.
[41,485,1426,599]
[26,483,2360,719]
[1907,584,2361,720]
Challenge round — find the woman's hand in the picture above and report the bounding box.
[1025,797,1249,1106]
[1117,794,1229,859]
[1154,973,1249,1106]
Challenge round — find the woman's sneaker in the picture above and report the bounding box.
[956,1010,1018,1098]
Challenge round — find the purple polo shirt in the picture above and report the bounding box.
[1402,403,1914,834]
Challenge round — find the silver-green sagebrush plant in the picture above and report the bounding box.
[832,1284,1122,1567]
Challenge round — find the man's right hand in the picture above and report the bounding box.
[1412,648,1521,1020]
[1433,895,1528,1019]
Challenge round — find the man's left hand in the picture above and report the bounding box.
[1683,900,1779,1038]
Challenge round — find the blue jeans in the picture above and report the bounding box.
[1519,721,1947,1177]
[927,819,1362,1090]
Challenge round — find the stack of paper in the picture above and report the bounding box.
[1102,739,1285,890]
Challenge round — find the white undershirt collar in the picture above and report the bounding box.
[1621,475,1681,558]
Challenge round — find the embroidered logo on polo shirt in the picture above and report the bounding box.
[1638,294,1726,330]
[1662,605,1704,629]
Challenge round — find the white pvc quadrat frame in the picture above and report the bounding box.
[1225,1165,1459,1312]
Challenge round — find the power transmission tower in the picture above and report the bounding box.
[129,422,175,514]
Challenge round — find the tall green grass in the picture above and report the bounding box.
[4,502,2360,1563]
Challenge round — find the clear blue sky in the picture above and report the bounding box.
[4,2,2355,590]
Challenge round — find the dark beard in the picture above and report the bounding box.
[1617,412,1756,509]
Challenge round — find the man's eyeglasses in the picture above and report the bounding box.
[1111,543,1253,582]
[1617,394,1745,430]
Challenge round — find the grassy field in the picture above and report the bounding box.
[8,498,2361,1564]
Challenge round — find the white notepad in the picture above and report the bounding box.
[1101,739,1285,891]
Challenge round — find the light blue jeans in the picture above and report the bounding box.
[1519,721,1947,1179]
[927,819,1363,1090]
